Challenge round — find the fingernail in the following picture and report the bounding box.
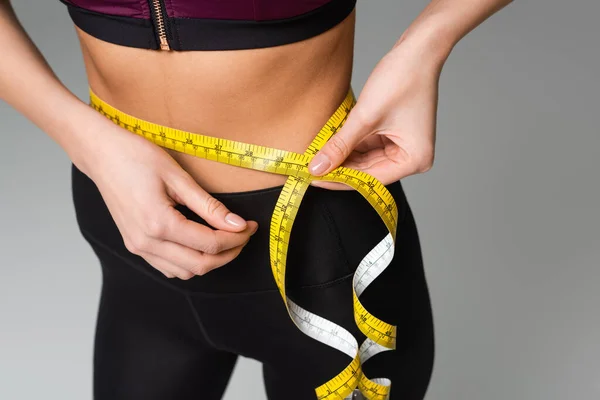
[225,213,246,227]
[309,153,331,175]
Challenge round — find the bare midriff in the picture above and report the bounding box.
[73,9,355,193]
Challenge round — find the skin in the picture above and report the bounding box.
[0,0,512,279]
[77,10,356,194]
[308,0,515,188]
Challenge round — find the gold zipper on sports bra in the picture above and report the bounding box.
[149,0,170,50]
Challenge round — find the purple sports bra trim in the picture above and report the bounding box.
[65,0,333,21]
[59,0,356,51]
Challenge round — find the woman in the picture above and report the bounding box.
[0,0,512,399]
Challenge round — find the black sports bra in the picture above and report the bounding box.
[58,0,357,51]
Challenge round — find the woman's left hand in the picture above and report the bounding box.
[308,36,448,190]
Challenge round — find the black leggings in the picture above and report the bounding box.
[71,162,435,400]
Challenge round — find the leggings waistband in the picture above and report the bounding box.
[71,162,408,296]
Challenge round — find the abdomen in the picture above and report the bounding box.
[73,7,355,193]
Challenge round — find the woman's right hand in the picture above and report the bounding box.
[72,112,259,280]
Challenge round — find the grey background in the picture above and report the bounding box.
[1,0,598,399]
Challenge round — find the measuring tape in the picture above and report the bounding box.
[89,86,398,400]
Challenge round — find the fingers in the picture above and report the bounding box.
[141,239,249,278]
[121,173,259,279]
[309,179,354,191]
[168,174,250,232]
[310,161,409,191]
[308,105,376,176]
[124,213,255,279]
[122,199,257,278]
[160,206,258,253]
[141,253,196,280]
[348,153,424,185]
[309,147,424,190]
[93,132,261,281]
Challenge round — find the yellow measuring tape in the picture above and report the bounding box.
[89,86,398,400]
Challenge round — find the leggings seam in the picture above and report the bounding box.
[80,228,193,295]
[184,293,223,351]
[79,229,226,352]
[79,227,355,296]
[319,201,353,275]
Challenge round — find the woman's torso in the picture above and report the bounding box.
[73,6,356,193]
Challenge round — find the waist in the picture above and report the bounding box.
[90,79,353,192]
[76,10,355,192]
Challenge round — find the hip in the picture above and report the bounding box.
[70,161,417,296]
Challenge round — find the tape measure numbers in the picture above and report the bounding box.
[89,86,398,400]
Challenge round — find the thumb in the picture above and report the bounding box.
[170,176,249,232]
[308,107,373,176]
